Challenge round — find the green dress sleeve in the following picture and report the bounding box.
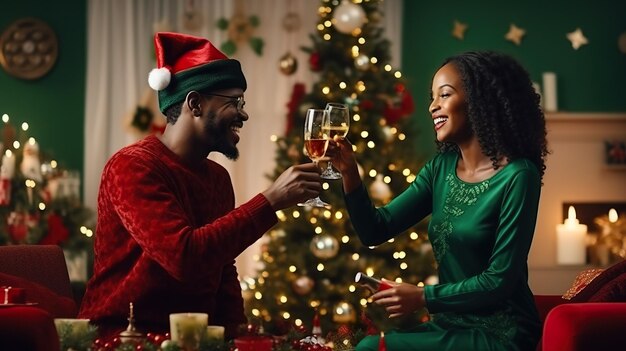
[344,157,436,246]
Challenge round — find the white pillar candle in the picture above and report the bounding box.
[169,313,208,349]
[206,325,225,341]
[556,206,587,265]
[542,72,558,112]
[53,318,91,337]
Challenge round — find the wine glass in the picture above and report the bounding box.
[321,103,350,179]
[298,109,331,208]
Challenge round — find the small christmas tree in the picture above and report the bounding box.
[0,113,94,255]
[245,0,436,336]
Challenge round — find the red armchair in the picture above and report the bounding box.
[539,300,626,351]
[0,245,78,351]
[534,260,626,351]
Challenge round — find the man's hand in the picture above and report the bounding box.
[262,163,322,210]
[371,279,425,318]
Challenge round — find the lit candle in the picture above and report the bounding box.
[557,206,588,264]
[608,208,618,223]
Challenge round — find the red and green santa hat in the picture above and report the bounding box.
[148,32,247,113]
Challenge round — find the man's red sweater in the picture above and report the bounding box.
[79,135,277,338]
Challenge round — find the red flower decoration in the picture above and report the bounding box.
[285,83,306,135]
[39,213,70,245]
[383,84,415,124]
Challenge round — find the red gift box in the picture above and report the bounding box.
[234,335,273,351]
[2,286,26,304]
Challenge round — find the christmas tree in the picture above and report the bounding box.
[244,0,437,339]
[0,113,94,255]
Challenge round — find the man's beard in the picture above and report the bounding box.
[219,143,239,160]
[205,113,239,160]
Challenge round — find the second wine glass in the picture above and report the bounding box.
[322,103,350,179]
[298,108,331,208]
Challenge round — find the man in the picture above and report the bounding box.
[78,32,322,339]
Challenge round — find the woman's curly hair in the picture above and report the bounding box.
[436,51,549,180]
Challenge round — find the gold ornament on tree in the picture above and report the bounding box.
[369,174,392,203]
[292,275,315,295]
[332,301,357,323]
[216,0,264,56]
[278,3,300,75]
[354,54,370,71]
[279,52,298,75]
[310,234,340,259]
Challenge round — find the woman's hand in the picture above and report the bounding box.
[326,136,357,173]
[371,279,425,318]
[326,136,361,193]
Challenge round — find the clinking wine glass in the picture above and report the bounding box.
[321,102,350,179]
[298,108,331,208]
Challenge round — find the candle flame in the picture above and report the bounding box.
[609,208,618,223]
[568,206,577,220]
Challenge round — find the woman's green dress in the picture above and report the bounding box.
[346,152,541,351]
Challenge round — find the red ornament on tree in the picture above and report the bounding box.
[309,52,321,72]
[383,83,415,124]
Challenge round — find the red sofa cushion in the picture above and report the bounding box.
[0,272,77,318]
[570,260,626,302]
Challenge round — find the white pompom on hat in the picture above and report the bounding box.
[148,67,171,91]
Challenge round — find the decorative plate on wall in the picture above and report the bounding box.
[0,18,58,80]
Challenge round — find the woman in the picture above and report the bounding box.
[328,51,548,350]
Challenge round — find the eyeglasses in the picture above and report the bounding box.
[203,93,246,112]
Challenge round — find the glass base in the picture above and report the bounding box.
[297,197,331,208]
[321,168,342,180]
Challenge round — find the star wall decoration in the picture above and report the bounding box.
[567,28,589,50]
[452,20,468,40]
[505,23,526,46]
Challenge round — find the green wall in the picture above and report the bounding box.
[401,0,626,157]
[0,0,86,172]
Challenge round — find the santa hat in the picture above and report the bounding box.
[148,32,247,113]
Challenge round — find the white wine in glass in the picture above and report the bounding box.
[321,102,350,179]
[298,108,331,208]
